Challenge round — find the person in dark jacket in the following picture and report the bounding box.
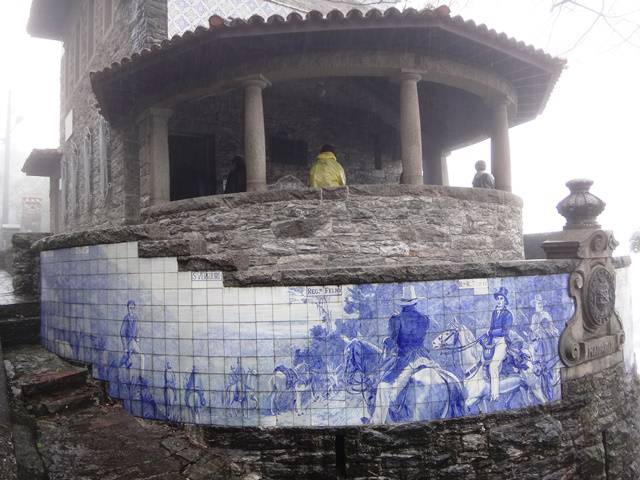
[483,287,513,401]
[224,155,246,194]
[371,285,433,424]
[472,160,495,189]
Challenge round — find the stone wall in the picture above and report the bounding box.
[60,0,167,231]
[192,362,640,479]
[40,239,568,429]
[142,185,524,271]
[11,233,50,299]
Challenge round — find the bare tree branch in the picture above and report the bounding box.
[552,0,640,50]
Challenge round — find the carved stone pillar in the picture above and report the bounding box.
[489,99,511,192]
[543,179,624,379]
[137,108,173,206]
[399,72,423,185]
[243,76,270,192]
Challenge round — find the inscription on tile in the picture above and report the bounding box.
[191,271,223,282]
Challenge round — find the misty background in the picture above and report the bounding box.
[0,0,637,327]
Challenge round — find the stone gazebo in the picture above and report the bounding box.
[91,7,564,203]
[32,7,640,478]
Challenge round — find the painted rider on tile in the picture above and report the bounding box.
[372,285,432,424]
[486,287,513,401]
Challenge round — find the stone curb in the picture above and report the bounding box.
[224,258,582,287]
[30,225,168,253]
[141,185,523,218]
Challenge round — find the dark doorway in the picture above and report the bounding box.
[169,133,216,201]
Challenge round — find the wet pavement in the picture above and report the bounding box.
[2,343,258,480]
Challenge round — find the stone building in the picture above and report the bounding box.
[24,0,405,233]
[17,1,639,478]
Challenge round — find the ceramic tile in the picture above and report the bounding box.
[41,242,570,427]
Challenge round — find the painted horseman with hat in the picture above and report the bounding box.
[482,287,514,401]
[371,285,434,424]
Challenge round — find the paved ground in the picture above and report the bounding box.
[2,343,260,480]
[34,402,262,480]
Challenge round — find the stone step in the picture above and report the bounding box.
[0,317,40,347]
[26,382,104,417]
[16,369,88,399]
[3,345,88,400]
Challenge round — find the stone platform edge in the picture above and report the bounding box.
[140,184,524,218]
[29,220,632,288]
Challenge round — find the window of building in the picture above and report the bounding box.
[87,0,95,60]
[98,117,111,201]
[83,128,94,209]
[74,26,80,81]
[104,0,114,32]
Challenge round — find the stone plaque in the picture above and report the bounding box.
[585,266,615,331]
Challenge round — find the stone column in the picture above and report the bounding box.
[489,99,512,192]
[243,76,270,192]
[399,72,423,185]
[49,176,60,233]
[137,108,172,206]
[441,151,450,186]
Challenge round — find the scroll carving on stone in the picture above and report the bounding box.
[543,180,625,370]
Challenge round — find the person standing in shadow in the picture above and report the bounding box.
[224,155,247,194]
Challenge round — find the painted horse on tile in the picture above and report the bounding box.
[432,319,548,412]
[342,338,465,424]
[268,363,316,416]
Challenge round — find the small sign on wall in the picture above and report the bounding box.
[191,272,223,282]
[458,278,489,295]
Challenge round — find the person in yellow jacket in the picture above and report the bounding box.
[308,144,346,188]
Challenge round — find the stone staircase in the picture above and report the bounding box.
[3,345,104,417]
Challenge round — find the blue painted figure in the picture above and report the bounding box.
[185,366,206,423]
[269,362,314,416]
[119,300,144,371]
[224,358,258,417]
[483,287,513,401]
[137,376,157,419]
[107,359,121,398]
[164,362,179,422]
[371,285,432,423]
[529,295,560,400]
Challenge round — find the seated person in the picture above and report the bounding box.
[472,160,495,189]
[308,144,346,188]
[224,155,246,194]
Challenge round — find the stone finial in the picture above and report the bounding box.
[557,179,606,230]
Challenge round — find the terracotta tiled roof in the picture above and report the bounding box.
[91,6,565,129]
[92,6,564,82]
